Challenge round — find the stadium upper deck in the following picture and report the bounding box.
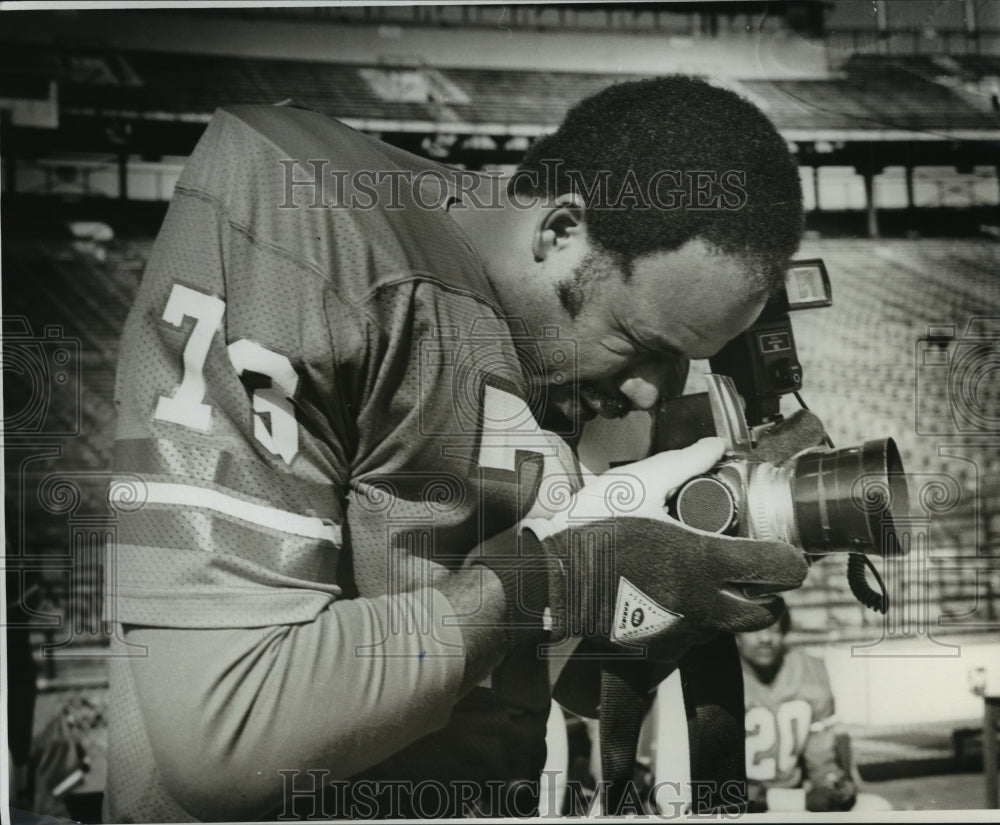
[2,43,998,150]
[3,39,996,242]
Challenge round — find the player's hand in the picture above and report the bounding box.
[752,409,827,466]
[806,772,857,812]
[520,438,809,646]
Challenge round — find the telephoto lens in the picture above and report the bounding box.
[791,438,908,555]
[672,438,909,557]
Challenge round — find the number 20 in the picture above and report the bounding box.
[153,284,300,464]
[745,699,812,781]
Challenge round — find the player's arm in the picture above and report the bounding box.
[802,717,842,781]
[801,657,856,811]
[800,656,841,779]
[127,440,763,821]
[123,442,796,819]
[125,572,507,820]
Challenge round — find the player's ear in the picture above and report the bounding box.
[532,193,585,263]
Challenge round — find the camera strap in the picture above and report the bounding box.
[679,633,748,813]
[597,634,748,816]
[598,659,655,815]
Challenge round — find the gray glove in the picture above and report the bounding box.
[473,438,809,653]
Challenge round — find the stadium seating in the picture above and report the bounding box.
[3,41,997,137]
[785,238,1000,638]
[4,230,148,664]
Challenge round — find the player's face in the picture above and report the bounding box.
[543,238,767,425]
[736,622,787,670]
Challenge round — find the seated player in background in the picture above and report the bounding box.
[738,601,866,813]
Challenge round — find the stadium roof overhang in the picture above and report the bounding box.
[2,45,998,169]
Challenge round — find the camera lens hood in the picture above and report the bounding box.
[791,438,909,556]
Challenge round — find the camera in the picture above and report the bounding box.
[671,374,908,556]
[418,317,578,437]
[661,260,910,559]
[914,317,1000,435]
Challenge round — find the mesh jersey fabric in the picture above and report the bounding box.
[105,104,580,821]
[741,648,837,795]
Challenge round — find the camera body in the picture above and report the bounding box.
[661,260,908,558]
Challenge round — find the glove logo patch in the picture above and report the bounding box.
[611,577,682,643]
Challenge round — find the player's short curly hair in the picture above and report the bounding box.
[512,76,803,295]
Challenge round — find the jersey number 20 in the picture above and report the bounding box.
[745,700,812,782]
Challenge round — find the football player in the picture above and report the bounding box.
[739,601,859,812]
[106,76,810,821]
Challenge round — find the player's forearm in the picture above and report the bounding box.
[126,565,519,820]
[802,729,842,781]
[127,592,458,818]
[437,564,511,694]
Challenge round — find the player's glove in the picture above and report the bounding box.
[471,437,809,651]
[550,409,828,716]
[747,408,826,464]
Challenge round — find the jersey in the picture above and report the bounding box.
[741,649,840,795]
[105,104,580,821]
